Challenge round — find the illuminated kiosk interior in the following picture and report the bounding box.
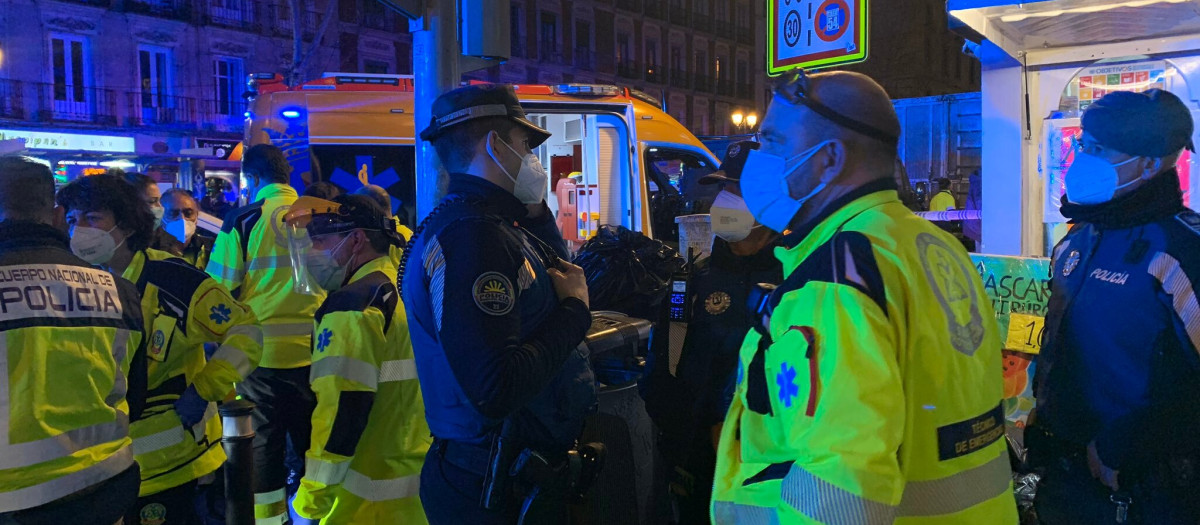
[948,0,1200,256]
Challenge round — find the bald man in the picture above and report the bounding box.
[353,185,412,269]
[710,71,1016,524]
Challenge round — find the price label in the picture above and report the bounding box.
[1005,313,1045,354]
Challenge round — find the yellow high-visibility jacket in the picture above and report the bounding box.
[293,256,430,524]
[206,183,323,369]
[0,224,147,512]
[712,182,1017,524]
[124,249,262,496]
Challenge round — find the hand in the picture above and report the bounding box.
[174,385,209,429]
[1087,440,1120,491]
[547,260,589,309]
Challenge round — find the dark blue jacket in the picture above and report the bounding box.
[1036,170,1200,471]
[401,174,593,452]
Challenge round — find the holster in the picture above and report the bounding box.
[480,420,521,510]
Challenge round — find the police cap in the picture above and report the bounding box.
[699,140,761,185]
[419,84,552,147]
[1082,89,1195,158]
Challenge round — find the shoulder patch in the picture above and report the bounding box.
[1176,211,1200,236]
[472,272,515,316]
[916,232,987,356]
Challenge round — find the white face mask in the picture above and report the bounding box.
[305,234,352,291]
[164,217,197,244]
[150,205,164,223]
[710,190,758,242]
[490,133,549,204]
[71,225,123,265]
[1064,152,1147,205]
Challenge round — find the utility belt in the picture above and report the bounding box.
[433,423,605,513]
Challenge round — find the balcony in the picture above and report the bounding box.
[617,61,641,79]
[129,92,200,128]
[125,0,191,19]
[0,80,25,120]
[538,44,563,63]
[644,67,663,84]
[200,98,248,133]
[34,83,118,126]
[362,12,393,31]
[206,0,257,30]
[573,49,595,70]
[270,4,324,41]
[670,69,689,88]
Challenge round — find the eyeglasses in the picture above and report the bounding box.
[773,69,901,147]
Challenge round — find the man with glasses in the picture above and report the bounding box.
[1029,89,1200,524]
[161,188,214,269]
[710,70,1016,524]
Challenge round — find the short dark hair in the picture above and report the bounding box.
[243,144,291,184]
[303,181,342,200]
[162,187,197,204]
[431,117,519,173]
[121,171,157,193]
[0,156,55,222]
[934,177,952,188]
[56,174,155,252]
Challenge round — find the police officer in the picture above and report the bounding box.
[56,174,264,525]
[401,85,594,524]
[1030,89,1200,524]
[710,71,1017,523]
[206,144,324,524]
[0,157,148,523]
[162,188,215,270]
[649,140,783,523]
[283,194,430,523]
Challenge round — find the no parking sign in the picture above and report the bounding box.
[768,0,868,75]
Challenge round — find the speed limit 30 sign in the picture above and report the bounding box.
[768,0,867,76]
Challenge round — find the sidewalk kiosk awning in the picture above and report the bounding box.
[949,0,1200,64]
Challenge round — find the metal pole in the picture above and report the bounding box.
[220,399,257,525]
[412,0,461,220]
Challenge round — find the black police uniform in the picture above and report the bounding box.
[1030,90,1200,524]
[403,175,594,524]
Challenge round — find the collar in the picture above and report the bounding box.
[0,221,73,252]
[1060,168,1186,229]
[255,183,298,203]
[709,237,780,272]
[348,255,397,285]
[775,179,900,276]
[446,173,527,220]
[780,178,899,247]
[122,250,148,283]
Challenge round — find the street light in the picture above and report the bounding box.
[731,112,744,127]
[745,113,758,129]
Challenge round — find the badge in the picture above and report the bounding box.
[473,272,515,316]
[1062,250,1081,277]
[147,315,177,362]
[139,502,167,525]
[209,303,232,325]
[916,233,986,356]
[704,291,732,315]
[316,328,333,353]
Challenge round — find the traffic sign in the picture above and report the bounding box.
[768,0,868,76]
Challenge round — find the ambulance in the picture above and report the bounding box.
[244,72,720,253]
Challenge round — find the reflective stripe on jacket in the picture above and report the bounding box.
[206,184,322,369]
[712,182,1017,524]
[293,256,430,523]
[126,249,262,496]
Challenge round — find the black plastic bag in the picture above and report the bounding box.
[573,226,685,318]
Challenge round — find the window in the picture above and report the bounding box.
[510,5,523,56]
[362,0,391,30]
[539,12,558,56]
[736,59,747,87]
[670,46,682,72]
[695,0,709,15]
[716,55,727,84]
[49,34,89,117]
[646,39,659,69]
[644,147,718,242]
[138,45,172,109]
[714,0,727,21]
[736,1,750,30]
[213,56,243,116]
[617,33,631,64]
[211,0,253,27]
[363,59,390,74]
[575,20,591,50]
[695,50,708,78]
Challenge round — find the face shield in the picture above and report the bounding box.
[283,196,345,295]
